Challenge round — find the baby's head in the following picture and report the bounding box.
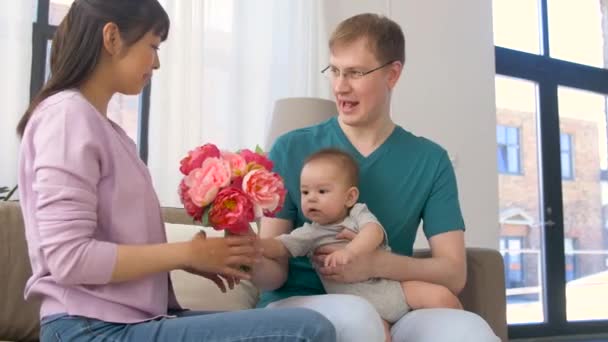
[300,148,359,225]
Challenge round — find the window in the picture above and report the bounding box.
[494,0,608,337]
[497,125,521,174]
[560,133,574,180]
[500,237,525,288]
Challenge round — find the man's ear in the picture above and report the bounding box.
[387,61,403,90]
[102,22,123,56]
[345,186,359,207]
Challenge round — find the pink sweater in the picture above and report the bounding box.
[18,90,180,323]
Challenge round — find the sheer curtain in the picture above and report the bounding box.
[149,0,331,206]
[0,2,34,193]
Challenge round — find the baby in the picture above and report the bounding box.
[262,148,462,341]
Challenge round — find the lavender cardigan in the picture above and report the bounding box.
[18,90,180,323]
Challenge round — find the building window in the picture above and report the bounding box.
[564,238,577,281]
[500,237,525,287]
[560,133,574,180]
[497,125,521,174]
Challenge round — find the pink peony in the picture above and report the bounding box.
[180,143,221,175]
[221,151,248,179]
[185,157,231,207]
[208,187,255,234]
[242,169,286,218]
[239,149,273,172]
[178,179,203,221]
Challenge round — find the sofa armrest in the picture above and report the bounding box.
[414,247,508,342]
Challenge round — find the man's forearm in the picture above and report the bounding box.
[372,250,466,294]
[250,256,288,291]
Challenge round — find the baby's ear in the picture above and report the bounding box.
[345,186,359,207]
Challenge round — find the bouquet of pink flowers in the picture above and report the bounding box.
[178,143,286,235]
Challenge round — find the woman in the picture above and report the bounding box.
[16,1,335,341]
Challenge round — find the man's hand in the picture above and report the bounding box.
[324,248,356,267]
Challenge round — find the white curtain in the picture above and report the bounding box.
[0,2,34,194]
[149,0,331,206]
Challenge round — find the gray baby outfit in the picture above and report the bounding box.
[277,203,410,323]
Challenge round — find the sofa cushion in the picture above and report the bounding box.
[0,201,40,342]
[165,222,259,311]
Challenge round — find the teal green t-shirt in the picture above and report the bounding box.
[257,117,465,307]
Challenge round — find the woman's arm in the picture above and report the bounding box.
[111,233,258,283]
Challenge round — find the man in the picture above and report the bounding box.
[252,13,499,342]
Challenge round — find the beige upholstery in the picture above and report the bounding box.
[0,201,40,342]
[264,97,337,150]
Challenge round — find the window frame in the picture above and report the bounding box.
[495,0,608,338]
[31,0,151,163]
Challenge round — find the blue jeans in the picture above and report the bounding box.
[40,308,336,341]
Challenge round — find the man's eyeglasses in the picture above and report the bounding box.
[321,60,396,82]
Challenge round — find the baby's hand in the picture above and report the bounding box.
[324,248,356,268]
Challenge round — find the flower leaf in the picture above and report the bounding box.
[201,207,210,227]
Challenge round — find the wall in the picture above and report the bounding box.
[393,1,498,249]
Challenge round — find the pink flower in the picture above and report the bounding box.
[185,157,231,207]
[208,187,255,234]
[178,179,203,221]
[221,151,248,179]
[242,169,286,217]
[180,144,221,175]
[239,149,273,172]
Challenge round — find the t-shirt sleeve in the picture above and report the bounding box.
[268,135,297,223]
[350,203,389,247]
[350,203,380,227]
[276,224,316,257]
[422,150,466,238]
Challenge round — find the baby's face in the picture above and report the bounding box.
[300,160,352,225]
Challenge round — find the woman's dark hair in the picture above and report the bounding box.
[16,0,170,137]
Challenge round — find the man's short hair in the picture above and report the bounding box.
[304,148,359,187]
[329,13,405,65]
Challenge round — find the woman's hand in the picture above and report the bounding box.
[186,231,262,281]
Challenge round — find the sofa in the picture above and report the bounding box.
[0,201,508,341]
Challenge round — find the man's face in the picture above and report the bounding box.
[328,37,399,128]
